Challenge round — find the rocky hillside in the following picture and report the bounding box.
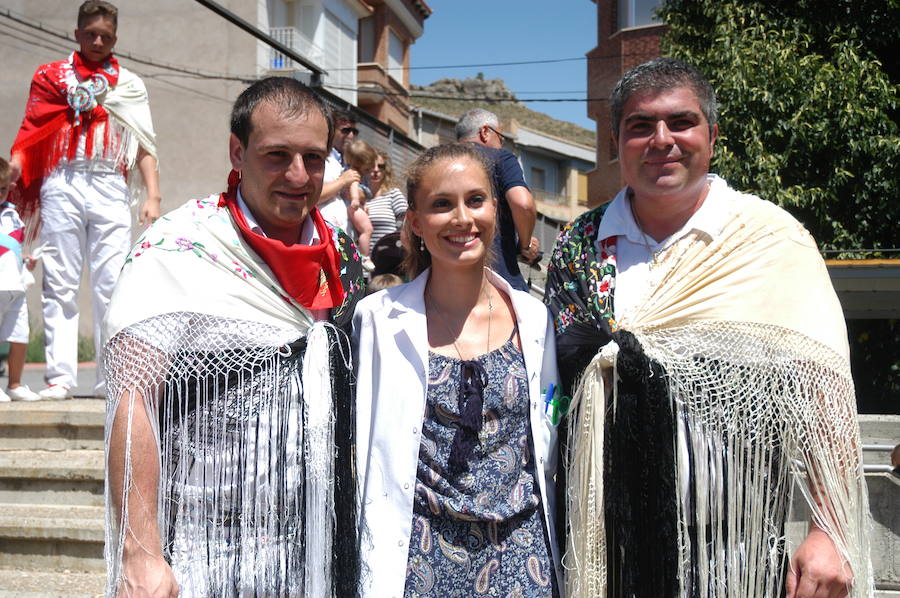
[410,76,596,148]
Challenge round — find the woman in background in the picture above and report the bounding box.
[365,152,406,254]
[353,143,562,598]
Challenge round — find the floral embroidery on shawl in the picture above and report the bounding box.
[544,205,618,392]
[545,207,617,335]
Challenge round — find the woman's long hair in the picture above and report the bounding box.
[400,143,495,279]
[376,153,396,193]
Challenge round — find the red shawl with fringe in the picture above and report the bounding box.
[10,53,120,235]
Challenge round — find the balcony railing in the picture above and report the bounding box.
[268,27,324,71]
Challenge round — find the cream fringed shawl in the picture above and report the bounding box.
[548,183,873,598]
[102,197,363,597]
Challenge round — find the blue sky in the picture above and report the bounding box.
[409,1,598,131]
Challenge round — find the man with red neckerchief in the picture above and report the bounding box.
[103,77,364,598]
[8,0,160,400]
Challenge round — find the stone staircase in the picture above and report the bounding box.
[0,399,105,597]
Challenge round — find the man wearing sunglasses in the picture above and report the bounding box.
[319,109,361,232]
[456,108,539,292]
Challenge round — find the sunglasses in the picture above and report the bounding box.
[340,126,360,136]
[374,163,386,169]
[486,126,508,143]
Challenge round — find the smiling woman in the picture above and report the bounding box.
[353,143,563,597]
[403,145,495,280]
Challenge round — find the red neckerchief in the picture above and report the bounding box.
[71,51,119,87]
[219,170,345,311]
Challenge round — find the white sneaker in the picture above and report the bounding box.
[8,385,41,402]
[38,385,72,400]
[0,388,9,402]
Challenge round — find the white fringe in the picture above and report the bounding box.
[564,341,619,598]
[301,323,336,597]
[104,314,331,597]
[563,322,873,598]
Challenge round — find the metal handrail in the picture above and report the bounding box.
[862,444,896,452]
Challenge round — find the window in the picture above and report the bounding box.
[388,30,404,83]
[617,0,662,30]
[531,167,546,191]
[358,16,374,63]
[323,10,356,104]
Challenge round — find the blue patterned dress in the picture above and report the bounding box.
[403,336,559,598]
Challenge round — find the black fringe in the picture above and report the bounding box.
[605,329,679,598]
[327,325,361,597]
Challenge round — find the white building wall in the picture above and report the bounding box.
[321,7,357,104]
[264,0,360,104]
[0,0,258,339]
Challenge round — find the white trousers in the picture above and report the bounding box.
[0,290,29,344]
[39,167,131,394]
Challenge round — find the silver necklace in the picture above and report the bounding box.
[629,199,666,269]
[427,281,494,359]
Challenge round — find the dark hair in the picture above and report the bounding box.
[370,231,405,277]
[610,57,718,137]
[332,108,357,126]
[0,157,9,186]
[78,0,117,29]
[401,143,495,279]
[230,77,333,148]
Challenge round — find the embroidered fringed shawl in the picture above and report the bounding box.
[103,195,365,597]
[545,181,873,598]
[11,53,157,239]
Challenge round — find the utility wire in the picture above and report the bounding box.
[0,8,256,83]
[0,8,603,101]
[327,53,654,72]
[0,21,71,56]
[324,83,606,103]
[327,56,586,71]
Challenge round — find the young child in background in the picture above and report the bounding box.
[0,157,39,401]
[342,139,377,270]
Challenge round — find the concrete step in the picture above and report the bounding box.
[0,449,104,506]
[0,399,105,451]
[0,567,105,598]
[0,503,104,572]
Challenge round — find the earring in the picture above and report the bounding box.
[419,236,425,252]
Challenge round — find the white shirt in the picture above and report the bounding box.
[353,269,564,598]
[319,148,350,232]
[0,203,26,293]
[237,189,328,321]
[597,174,731,321]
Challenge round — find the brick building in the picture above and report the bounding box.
[357,0,431,134]
[586,0,665,206]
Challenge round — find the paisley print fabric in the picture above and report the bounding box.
[403,338,558,598]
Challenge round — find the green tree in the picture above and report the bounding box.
[657,0,900,412]
[658,0,900,253]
